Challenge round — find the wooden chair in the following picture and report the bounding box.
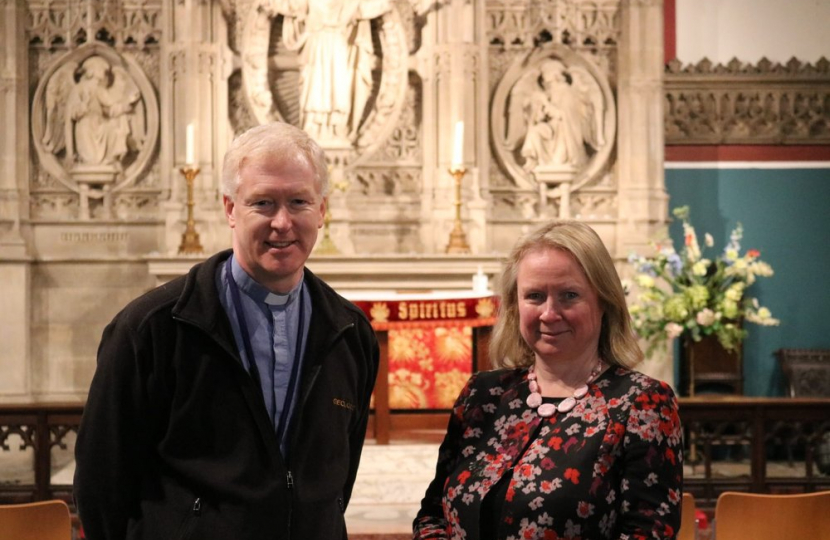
[0,500,72,540]
[714,491,830,540]
[678,492,698,540]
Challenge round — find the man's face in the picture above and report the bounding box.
[223,152,326,293]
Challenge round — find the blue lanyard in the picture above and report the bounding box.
[225,257,305,448]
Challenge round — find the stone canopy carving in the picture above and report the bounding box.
[239,0,409,159]
[665,57,830,145]
[31,43,159,202]
[490,45,616,193]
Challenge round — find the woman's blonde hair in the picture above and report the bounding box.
[489,220,643,369]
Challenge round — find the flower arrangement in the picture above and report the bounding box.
[627,206,779,356]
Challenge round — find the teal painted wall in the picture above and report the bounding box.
[665,167,830,396]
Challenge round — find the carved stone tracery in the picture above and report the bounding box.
[665,57,830,145]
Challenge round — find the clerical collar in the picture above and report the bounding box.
[229,256,303,306]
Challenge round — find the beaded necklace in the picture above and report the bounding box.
[526,359,603,418]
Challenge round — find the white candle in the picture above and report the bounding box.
[472,266,489,293]
[185,123,195,165]
[451,120,464,169]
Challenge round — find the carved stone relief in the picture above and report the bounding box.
[235,0,410,163]
[665,57,830,145]
[486,1,620,222]
[26,0,163,222]
[31,43,159,220]
[490,45,616,208]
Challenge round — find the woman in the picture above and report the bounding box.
[413,221,683,540]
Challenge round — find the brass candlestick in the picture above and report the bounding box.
[315,176,350,255]
[445,166,471,254]
[178,166,204,255]
[315,205,339,255]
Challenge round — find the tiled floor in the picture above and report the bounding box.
[346,442,439,537]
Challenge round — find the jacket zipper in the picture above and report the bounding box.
[176,497,201,540]
[286,470,294,534]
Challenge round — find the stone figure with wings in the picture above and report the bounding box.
[41,55,144,170]
[505,58,605,172]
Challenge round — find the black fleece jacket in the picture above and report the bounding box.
[74,250,379,540]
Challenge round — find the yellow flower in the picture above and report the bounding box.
[665,295,689,322]
[721,299,739,319]
[685,285,710,310]
[725,283,744,302]
[636,274,655,288]
[692,261,709,276]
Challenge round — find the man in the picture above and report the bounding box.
[74,122,379,539]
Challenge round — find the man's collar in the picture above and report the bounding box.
[230,256,303,306]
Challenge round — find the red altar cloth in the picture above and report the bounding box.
[352,294,497,409]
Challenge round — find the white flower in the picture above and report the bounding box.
[696,308,716,326]
[704,233,714,247]
[665,323,684,339]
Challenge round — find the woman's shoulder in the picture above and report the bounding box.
[462,367,526,401]
[470,366,525,387]
[600,365,678,401]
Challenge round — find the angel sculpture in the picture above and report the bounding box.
[266,0,390,143]
[42,55,144,169]
[505,59,605,172]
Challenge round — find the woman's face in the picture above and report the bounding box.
[517,247,604,365]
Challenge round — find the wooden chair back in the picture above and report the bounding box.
[0,500,72,540]
[678,492,698,540]
[715,491,830,540]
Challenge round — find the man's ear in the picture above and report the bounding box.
[223,195,236,227]
[317,197,327,229]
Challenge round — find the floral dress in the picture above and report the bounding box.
[413,366,683,540]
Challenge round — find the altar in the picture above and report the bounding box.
[349,289,498,444]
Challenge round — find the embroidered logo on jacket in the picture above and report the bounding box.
[333,398,355,411]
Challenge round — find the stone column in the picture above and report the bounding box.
[160,0,231,255]
[0,0,32,401]
[616,0,669,255]
[616,0,673,386]
[421,0,484,253]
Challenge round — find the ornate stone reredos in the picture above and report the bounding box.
[31,42,159,193]
[490,45,616,192]
[239,1,409,164]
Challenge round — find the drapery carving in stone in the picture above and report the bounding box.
[665,57,830,145]
[491,45,616,193]
[31,43,159,217]
[268,0,390,144]
[238,0,409,158]
[44,55,141,168]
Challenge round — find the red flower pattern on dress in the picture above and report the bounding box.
[413,366,683,540]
